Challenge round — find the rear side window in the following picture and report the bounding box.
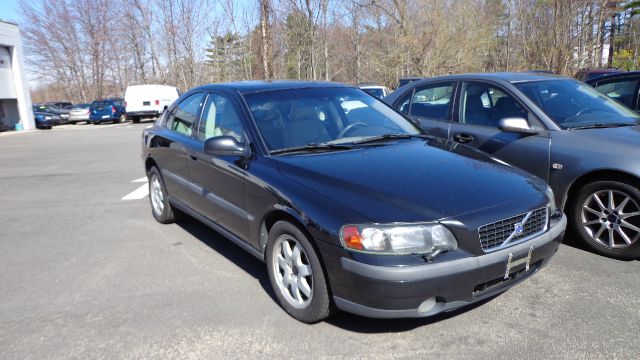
[165,93,204,136]
[594,78,639,108]
[396,83,455,121]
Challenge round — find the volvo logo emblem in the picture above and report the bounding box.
[514,223,525,236]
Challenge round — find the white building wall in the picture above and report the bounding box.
[0,21,34,130]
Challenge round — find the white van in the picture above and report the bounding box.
[124,84,180,123]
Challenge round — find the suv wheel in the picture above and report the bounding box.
[572,180,640,259]
[266,221,333,323]
[148,167,177,224]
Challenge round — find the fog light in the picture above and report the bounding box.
[417,297,437,314]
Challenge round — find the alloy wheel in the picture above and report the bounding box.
[581,189,640,248]
[150,175,164,216]
[271,235,313,309]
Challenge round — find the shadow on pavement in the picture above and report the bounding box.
[175,217,276,301]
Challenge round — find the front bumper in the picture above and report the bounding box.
[330,214,566,318]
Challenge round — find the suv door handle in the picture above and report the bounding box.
[453,133,474,144]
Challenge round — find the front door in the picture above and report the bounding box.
[449,81,551,181]
[187,91,251,240]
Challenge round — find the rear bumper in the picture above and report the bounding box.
[68,115,89,121]
[126,110,160,117]
[331,214,566,318]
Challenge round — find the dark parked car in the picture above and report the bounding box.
[397,77,423,89]
[33,104,70,123]
[586,71,640,112]
[33,111,61,129]
[89,98,126,124]
[574,67,621,82]
[384,72,640,260]
[46,101,73,109]
[142,81,565,322]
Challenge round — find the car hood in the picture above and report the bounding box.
[565,125,640,148]
[275,138,548,223]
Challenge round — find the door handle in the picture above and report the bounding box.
[453,133,474,144]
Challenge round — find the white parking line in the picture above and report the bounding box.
[122,177,149,200]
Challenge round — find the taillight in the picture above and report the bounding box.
[111,106,116,113]
[155,100,160,105]
[124,101,127,107]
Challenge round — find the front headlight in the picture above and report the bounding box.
[44,116,52,120]
[545,186,557,213]
[340,223,458,255]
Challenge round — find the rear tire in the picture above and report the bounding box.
[570,180,640,260]
[266,221,334,323]
[148,167,177,224]
[132,116,140,124]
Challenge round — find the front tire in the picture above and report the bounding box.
[132,116,141,124]
[266,221,333,323]
[571,180,640,260]
[148,167,177,224]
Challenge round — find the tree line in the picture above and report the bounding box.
[20,0,640,103]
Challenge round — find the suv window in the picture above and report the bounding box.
[397,83,454,121]
[459,82,528,127]
[197,93,244,142]
[166,93,204,136]
[594,78,639,108]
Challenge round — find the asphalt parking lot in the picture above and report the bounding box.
[0,123,639,359]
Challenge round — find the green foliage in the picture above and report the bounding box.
[613,49,638,70]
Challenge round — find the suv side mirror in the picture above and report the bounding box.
[204,136,249,157]
[498,117,538,134]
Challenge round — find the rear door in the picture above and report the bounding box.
[449,81,552,181]
[149,92,205,203]
[186,91,251,240]
[395,81,456,139]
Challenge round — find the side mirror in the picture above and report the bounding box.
[204,136,249,157]
[498,117,538,134]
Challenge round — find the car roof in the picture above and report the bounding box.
[585,71,640,84]
[190,80,350,94]
[409,72,569,84]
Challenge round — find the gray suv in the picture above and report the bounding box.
[384,72,640,260]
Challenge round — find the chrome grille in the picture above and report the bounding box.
[478,207,548,252]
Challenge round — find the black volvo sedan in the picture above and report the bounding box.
[141,81,566,323]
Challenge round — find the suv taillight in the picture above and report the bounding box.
[124,101,127,107]
[155,100,160,105]
[111,106,116,113]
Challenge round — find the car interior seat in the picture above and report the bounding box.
[283,100,332,147]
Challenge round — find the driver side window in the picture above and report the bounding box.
[197,93,244,142]
[459,82,529,127]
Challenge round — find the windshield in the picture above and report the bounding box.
[243,87,420,151]
[515,79,639,128]
[72,103,90,109]
[91,101,111,109]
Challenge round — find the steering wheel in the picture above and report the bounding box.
[338,122,367,138]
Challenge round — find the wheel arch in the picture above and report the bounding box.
[259,208,313,258]
[563,169,640,211]
[145,156,158,174]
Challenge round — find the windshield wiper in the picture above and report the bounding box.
[569,123,635,130]
[271,143,353,155]
[351,133,433,145]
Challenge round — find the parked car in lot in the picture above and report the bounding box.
[46,101,73,109]
[574,67,621,82]
[384,72,640,260]
[33,103,70,123]
[68,103,90,124]
[142,81,565,322]
[358,84,390,99]
[89,98,126,124]
[397,77,423,89]
[586,71,640,112]
[33,111,61,129]
[124,84,180,123]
